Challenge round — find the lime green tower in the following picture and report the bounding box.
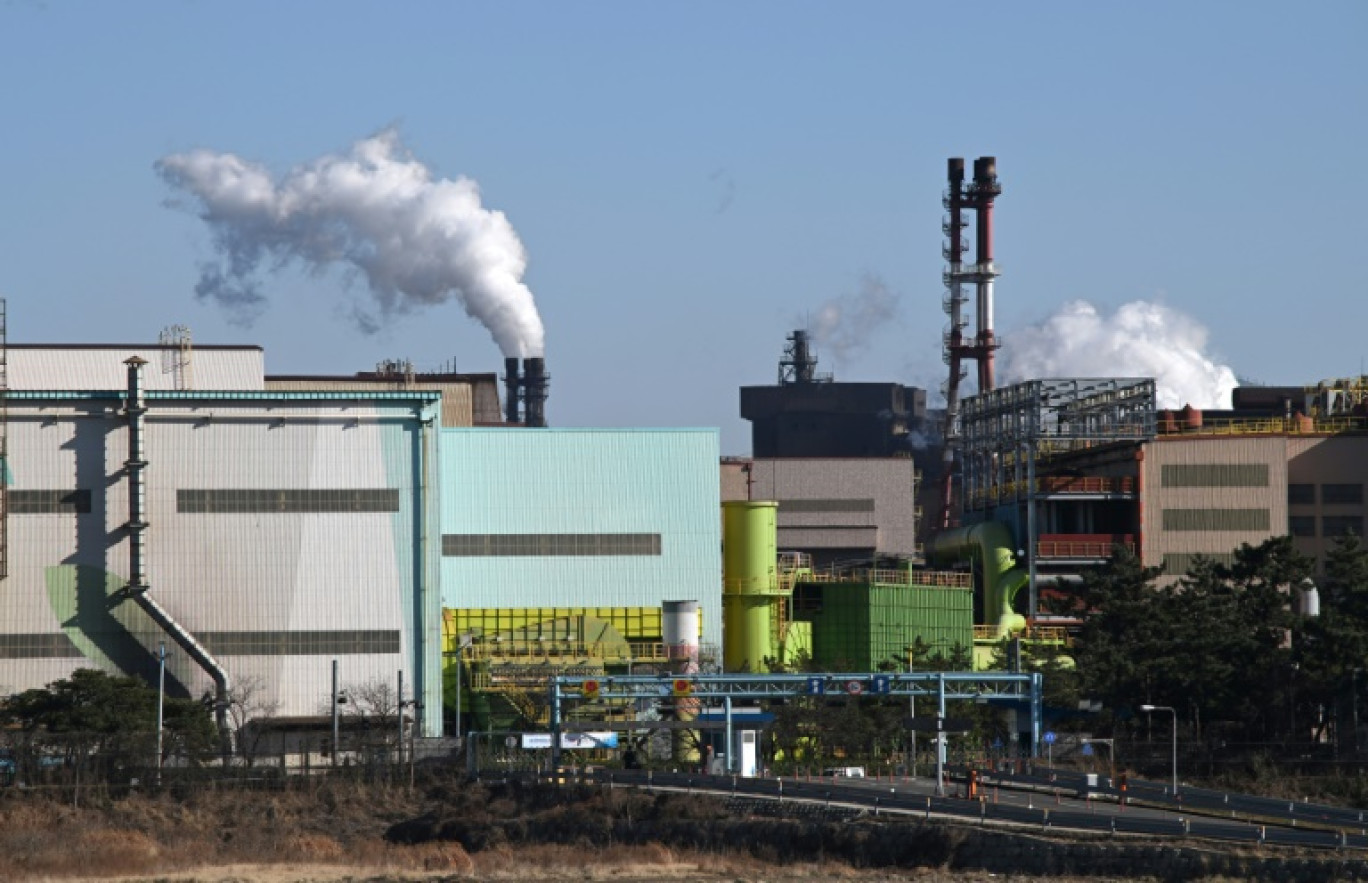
[722,501,781,672]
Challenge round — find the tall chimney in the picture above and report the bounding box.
[522,357,548,428]
[970,156,1002,392]
[504,357,521,424]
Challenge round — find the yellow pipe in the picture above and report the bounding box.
[927,522,1028,638]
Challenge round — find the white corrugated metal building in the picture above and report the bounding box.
[2,347,444,736]
[2,345,730,739]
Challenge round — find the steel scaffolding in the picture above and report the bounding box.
[960,378,1156,617]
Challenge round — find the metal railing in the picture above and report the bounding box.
[459,640,672,664]
[1036,537,1134,559]
[1160,416,1368,436]
[798,568,972,589]
[972,625,1070,644]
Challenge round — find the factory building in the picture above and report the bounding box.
[440,427,722,732]
[440,427,722,640]
[739,330,929,458]
[266,360,502,427]
[956,377,1368,621]
[0,330,731,741]
[1,344,444,736]
[730,330,933,566]
[720,457,920,567]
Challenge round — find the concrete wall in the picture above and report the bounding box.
[723,458,919,565]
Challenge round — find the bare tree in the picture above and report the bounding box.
[225,675,279,767]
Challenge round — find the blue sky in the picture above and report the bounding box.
[1,2,1364,453]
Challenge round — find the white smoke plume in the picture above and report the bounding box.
[998,300,1237,409]
[806,273,899,365]
[155,129,545,358]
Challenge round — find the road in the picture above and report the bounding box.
[563,766,1368,850]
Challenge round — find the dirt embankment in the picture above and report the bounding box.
[0,774,1360,883]
[0,776,959,882]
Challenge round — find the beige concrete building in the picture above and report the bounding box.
[720,457,920,566]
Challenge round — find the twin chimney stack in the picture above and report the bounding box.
[938,155,1002,529]
[503,357,549,427]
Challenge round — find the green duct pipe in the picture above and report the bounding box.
[926,522,1028,638]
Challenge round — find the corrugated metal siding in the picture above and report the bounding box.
[265,378,475,426]
[1143,437,1286,573]
[0,394,441,734]
[440,428,723,646]
[805,582,972,670]
[744,459,918,558]
[10,347,265,390]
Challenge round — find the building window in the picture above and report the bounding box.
[442,533,663,557]
[1162,553,1237,575]
[1289,515,1317,537]
[1322,484,1364,505]
[1288,484,1316,506]
[178,489,401,513]
[0,633,84,658]
[1162,464,1270,487]
[778,499,876,513]
[1323,516,1364,538]
[9,489,92,514]
[198,630,401,655]
[1162,509,1271,531]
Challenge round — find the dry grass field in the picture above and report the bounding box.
[0,775,1284,883]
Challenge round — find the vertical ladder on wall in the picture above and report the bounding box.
[0,298,8,578]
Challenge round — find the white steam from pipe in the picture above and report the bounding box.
[998,300,1236,409]
[155,128,545,358]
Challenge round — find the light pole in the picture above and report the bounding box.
[156,642,167,785]
[906,648,916,778]
[1140,704,1177,796]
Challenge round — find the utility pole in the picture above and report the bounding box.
[156,642,167,785]
[331,659,340,768]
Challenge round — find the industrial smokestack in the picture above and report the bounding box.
[939,158,969,530]
[504,357,522,424]
[522,357,548,428]
[970,156,1002,392]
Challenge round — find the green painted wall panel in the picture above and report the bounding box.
[440,429,722,645]
[801,580,972,671]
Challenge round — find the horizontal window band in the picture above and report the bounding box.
[178,489,400,513]
[0,633,84,658]
[10,489,92,514]
[443,533,662,557]
[1163,553,1237,574]
[777,499,876,513]
[0,630,400,659]
[199,630,401,655]
[1161,508,1271,531]
[1161,464,1269,488]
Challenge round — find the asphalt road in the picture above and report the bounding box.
[566,766,1368,851]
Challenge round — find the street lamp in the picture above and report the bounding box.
[1139,704,1177,796]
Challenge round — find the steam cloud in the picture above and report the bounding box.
[806,273,899,365]
[155,129,545,358]
[998,300,1236,409]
